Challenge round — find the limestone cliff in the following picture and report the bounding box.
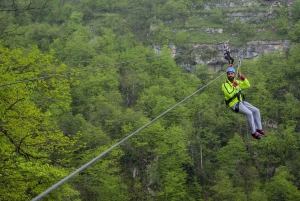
[161,0,296,72]
[192,40,291,71]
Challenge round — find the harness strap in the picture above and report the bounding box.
[225,92,239,106]
[225,90,245,113]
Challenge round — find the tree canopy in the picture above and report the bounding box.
[0,0,300,200]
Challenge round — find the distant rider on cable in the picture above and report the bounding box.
[224,44,234,66]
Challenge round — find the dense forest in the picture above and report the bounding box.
[0,0,300,200]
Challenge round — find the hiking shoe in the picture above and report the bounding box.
[257,129,267,137]
[252,132,261,140]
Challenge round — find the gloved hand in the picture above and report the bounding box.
[238,74,245,81]
[233,81,238,87]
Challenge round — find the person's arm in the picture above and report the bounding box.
[238,75,250,89]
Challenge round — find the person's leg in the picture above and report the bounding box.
[225,56,230,64]
[242,102,267,136]
[231,102,256,134]
[242,101,262,130]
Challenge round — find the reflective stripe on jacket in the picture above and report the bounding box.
[222,78,250,107]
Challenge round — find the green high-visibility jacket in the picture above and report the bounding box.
[222,78,250,107]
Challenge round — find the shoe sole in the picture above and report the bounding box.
[259,134,267,137]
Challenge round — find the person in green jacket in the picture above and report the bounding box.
[222,67,267,140]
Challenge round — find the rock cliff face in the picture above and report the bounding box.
[154,0,296,71]
[191,40,291,71]
[156,40,292,73]
[175,0,295,72]
[203,0,295,9]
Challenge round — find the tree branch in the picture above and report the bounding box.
[0,126,67,167]
[0,126,31,160]
[4,98,26,114]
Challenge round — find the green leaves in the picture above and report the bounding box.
[64,27,96,67]
[0,45,79,200]
[265,166,300,201]
[217,134,249,171]
[274,7,289,35]
[1,1,300,200]
[291,0,300,22]
[289,20,300,42]
[73,145,129,201]
[211,170,247,201]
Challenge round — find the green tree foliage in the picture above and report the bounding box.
[175,30,191,47]
[0,0,48,39]
[64,27,96,67]
[211,170,247,201]
[123,0,155,39]
[27,0,72,24]
[25,23,61,51]
[49,38,65,61]
[92,29,118,54]
[289,20,300,42]
[73,146,129,201]
[291,0,300,22]
[65,11,84,36]
[0,45,79,200]
[228,18,256,41]
[210,9,225,24]
[286,44,300,100]
[216,134,249,172]
[274,7,289,35]
[71,68,122,136]
[265,166,300,201]
[143,125,192,200]
[156,0,190,23]
[2,0,300,200]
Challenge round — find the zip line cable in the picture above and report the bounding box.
[31,72,225,201]
[0,53,171,87]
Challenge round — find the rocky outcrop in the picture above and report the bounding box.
[155,40,291,72]
[202,0,260,9]
[154,0,296,72]
[226,11,277,23]
[202,0,295,9]
[192,40,291,71]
